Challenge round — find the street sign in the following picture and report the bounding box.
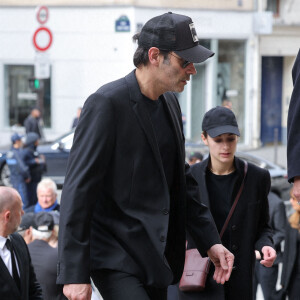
[34,53,50,79]
[36,6,49,25]
[33,27,53,52]
[115,15,130,32]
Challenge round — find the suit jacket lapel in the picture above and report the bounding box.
[0,238,21,298]
[10,235,25,297]
[160,94,185,164]
[197,159,211,208]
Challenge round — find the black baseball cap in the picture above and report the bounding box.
[33,212,54,232]
[188,151,203,161]
[18,212,35,231]
[202,106,240,138]
[138,12,214,63]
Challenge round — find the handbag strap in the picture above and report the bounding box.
[219,161,248,239]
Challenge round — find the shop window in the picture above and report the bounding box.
[4,65,51,128]
[218,40,245,140]
[178,40,211,142]
[266,0,280,16]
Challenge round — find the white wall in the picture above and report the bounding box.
[0,6,136,142]
[0,6,258,147]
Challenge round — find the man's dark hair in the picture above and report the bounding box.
[132,32,170,67]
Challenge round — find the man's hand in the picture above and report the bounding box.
[260,246,277,267]
[207,244,234,284]
[63,284,92,300]
[293,177,300,203]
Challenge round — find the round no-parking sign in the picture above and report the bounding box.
[36,6,49,25]
[33,27,53,52]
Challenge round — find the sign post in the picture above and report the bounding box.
[33,6,52,80]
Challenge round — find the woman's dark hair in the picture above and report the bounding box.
[132,33,169,67]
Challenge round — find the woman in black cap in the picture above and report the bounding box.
[176,106,276,300]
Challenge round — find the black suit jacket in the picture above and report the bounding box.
[24,115,41,138]
[268,192,286,264]
[57,70,220,287]
[183,157,274,300]
[281,224,299,290]
[0,233,42,300]
[28,240,66,300]
[287,48,300,182]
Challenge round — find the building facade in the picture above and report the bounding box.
[0,0,298,148]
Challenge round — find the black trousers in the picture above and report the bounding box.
[91,269,167,300]
[253,260,278,300]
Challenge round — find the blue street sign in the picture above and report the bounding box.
[115,15,130,32]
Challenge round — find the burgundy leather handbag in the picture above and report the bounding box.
[179,162,248,292]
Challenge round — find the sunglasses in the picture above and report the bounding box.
[169,52,192,69]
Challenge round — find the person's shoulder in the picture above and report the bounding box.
[237,158,270,186]
[95,74,129,99]
[84,77,128,110]
[11,232,26,246]
[190,158,207,175]
[248,162,269,177]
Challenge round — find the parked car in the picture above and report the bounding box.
[235,152,290,201]
[0,130,74,188]
[1,131,291,202]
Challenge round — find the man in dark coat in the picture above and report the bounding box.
[0,186,42,300]
[28,212,66,300]
[253,192,286,299]
[6,133,31,208]
[57,12,234,300]
[22,132,46,210]
[23,108,43,139]
[287,49,300,202]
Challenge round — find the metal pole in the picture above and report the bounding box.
[274,128,278,164]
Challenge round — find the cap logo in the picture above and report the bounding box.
[38,225,49,231]
[189,23,199,43]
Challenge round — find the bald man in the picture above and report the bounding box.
[0,187,42,300]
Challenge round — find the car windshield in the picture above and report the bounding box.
[51,130,74,151]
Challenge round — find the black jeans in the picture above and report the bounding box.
[91,269,168,300]
[253,260,279,299]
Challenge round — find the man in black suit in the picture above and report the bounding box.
[287,49,300,202]
[0,186,42,300]
[28,212,66,300]
[253,192,286,299]
[57,12,234,300]
[23,108,44,139]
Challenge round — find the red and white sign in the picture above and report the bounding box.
[33,27,53,52]
[36,6,49,25]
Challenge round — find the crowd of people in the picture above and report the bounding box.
[0,11,300,300]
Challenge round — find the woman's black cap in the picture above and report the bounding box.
[202,106,240,138]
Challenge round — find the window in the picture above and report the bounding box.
[4,65,51,128]
[177,39,246,144]
[266,0,280,16]
[218,40,246,141]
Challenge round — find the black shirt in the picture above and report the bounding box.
[142,95,177,191]
[206,169,238,244]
